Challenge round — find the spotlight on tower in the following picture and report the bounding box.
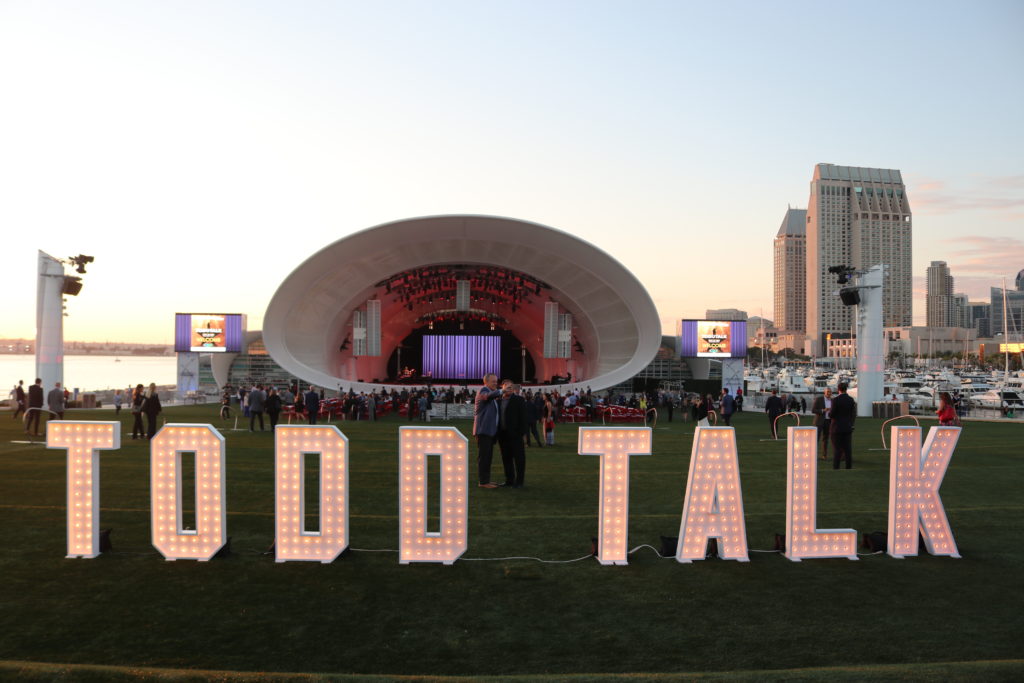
[68,254,95,274]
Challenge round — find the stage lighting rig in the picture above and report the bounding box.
[827,265,856,285]
[68,254,95,274]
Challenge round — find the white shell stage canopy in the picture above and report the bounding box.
[262,215,661,393]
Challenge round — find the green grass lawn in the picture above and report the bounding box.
[1,407,1023,679]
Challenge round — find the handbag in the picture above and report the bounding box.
[697,417,710,427]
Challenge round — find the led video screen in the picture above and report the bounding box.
[422,335,501,379]
[174,313,244,353]
[679,320,748,358]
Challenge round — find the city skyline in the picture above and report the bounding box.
[2,1,1022,344]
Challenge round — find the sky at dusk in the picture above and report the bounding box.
[2,0,1022,344]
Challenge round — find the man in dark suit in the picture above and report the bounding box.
[304,386,320,425]
[26,378,44,436]
[472,373,502,488]
[498,382,528,488]
[765,389,784,438]
[829,383,857,470]
[811,388,833,461]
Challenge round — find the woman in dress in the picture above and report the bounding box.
[936,391,958,426]
[131,384,146,439]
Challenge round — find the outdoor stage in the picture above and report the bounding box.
[1,405,1022,678]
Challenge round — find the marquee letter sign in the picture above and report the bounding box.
[275,425,349,563]
[677,427,749,562]
[48,421,121,558]
[888,426,961,558]
[151,424,226,561]
[398,427,468,564]
[784,427,857,561]
[51,421,964,566]
[578,427,652,565]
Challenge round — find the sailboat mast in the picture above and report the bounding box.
[1003,277,1010,377]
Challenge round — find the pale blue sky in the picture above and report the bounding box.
[2,0,1022,343]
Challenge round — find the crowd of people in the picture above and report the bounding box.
[9,378,164,439]
[20,373,963,473]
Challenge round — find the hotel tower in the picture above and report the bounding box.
[773,207,807,335]
[805,163,912,355]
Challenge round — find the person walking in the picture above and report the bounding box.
[829,383,856,470]
[220,388,232,420]
[524,392,543,448]
[113,389,123,415]
[142,383,162,440]
[12,380,26,419]
[131,384,146,439]
[765,389,785,438]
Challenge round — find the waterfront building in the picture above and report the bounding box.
[926,261,956,327]
[805,164,912,355]
[965,301,992,338]
[773,207,807,335]
[989,270,1024,339]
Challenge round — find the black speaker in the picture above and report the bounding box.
[62,276,83,296]
[839,288,860,306]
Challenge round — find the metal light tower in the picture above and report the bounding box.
[854,266,885,417]
[35,252,93,392]
[831,264,884,417]
[36,251,66,390]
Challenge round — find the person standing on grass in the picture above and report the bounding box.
[113,389,123,415]
[266,387,282,431]
[473,373,503,488]
[47,381,65,420]
[497,382,528,488]
[811,388,833,461]
[25,378,44,435]
[543,394,556,445]
[131,384,146,439]
[937,391,958,426]
[248,384,266,432]
[719,387,735,426]
[304,386,320,425]
[143,383,162,440]
[829,383,856,470]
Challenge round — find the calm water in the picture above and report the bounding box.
[1,355,178,393]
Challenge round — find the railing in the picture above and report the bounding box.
[771,412,801,439]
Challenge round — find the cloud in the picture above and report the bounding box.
[939,236,1024,277]
[909,174,1024,216]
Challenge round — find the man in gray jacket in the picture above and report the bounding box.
[47,382,65,420]
[248,384,267,431]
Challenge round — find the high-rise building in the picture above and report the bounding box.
[926,261,956,327]
[990,269,1024,339]
[773,207,806,334]
[965,301,992,338]
[805,163,912,355]
[952,293,969,328]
